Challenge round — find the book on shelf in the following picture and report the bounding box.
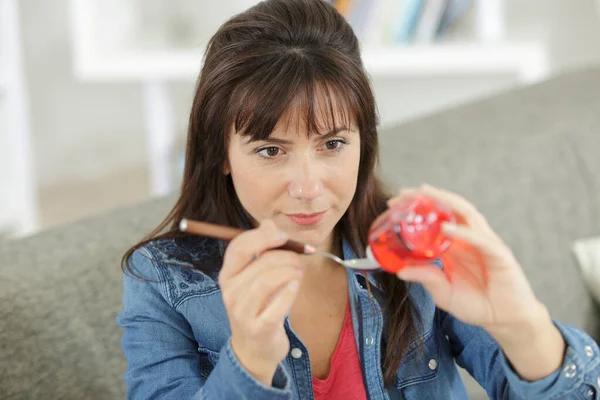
[328,0,472,45]
[414,0,449,42]
[392,0,425,44]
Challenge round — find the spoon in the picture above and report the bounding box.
[179,218,381,271]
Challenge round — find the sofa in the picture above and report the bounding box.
[2,66,600,399]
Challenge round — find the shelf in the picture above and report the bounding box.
[0,217,13,233]
[0,203,14,234]
[74,48,203,82]
[0,71,6,93]
[0,0,38,237]
[72,41,550,84]
[363,42,548,82]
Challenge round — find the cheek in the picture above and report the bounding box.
[324,149,360,203]
[229,159,284,218]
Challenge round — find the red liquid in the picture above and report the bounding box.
[368,195,455,273]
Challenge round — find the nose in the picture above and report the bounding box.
[287,154,323,201]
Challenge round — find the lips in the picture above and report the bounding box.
[284,210,327,226]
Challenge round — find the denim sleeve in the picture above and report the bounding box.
[116,248,293,399]
[440,309,600,399]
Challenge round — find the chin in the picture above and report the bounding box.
[285,223,336,247]
[292,230,329,246]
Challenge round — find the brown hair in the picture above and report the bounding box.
[122,0,421,387]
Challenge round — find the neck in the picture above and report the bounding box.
[302,230,344,284]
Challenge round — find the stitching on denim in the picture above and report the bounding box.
[396,328,438,390]
[539,345,585,400]
[372,298,387,396]
[225,341,291,397]
[173,288,222,310]
[139,246,175,306]
[285,356,299,394]
[197,347,220,379]
[143,244,221,307]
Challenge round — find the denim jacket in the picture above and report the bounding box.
[117,236,600,399]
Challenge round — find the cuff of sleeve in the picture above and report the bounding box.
[214,339,293,400]
[498,321,599,399]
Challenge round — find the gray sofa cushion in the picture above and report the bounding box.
[0,197,175,399]
[573,236,600,306]
[378,67,600,339]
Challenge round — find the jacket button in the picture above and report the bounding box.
[588,388,595,397]
[563,364,577,378]
[585,345,594,357]
[428,359,437,370]
[365,336,374,346]
[291,348,303,359]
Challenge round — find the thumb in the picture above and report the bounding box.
[397,265,451,307]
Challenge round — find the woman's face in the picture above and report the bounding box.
[225,108,361,248]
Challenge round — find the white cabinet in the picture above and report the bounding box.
[68,0,549,197]
[0,0,38,237]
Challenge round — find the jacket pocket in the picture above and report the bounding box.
[198,346,220,378]
[395,328,440,390]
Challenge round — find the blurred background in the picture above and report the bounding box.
[2,0,600,239]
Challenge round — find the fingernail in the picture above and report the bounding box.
[396,271,410,280]
[442,222,457,232]
[260,218,273,226]
[288,280,300,292]
[276,230,288,241]
[396,267,417,280]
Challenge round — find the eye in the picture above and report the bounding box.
[257,146,282,158]
[323,139,346,151]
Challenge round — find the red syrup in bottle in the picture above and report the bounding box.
[367,194,455,274]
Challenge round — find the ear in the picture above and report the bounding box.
[223,159,231,175]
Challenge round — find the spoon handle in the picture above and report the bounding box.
[179,218,311,254]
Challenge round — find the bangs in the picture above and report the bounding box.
[227,53,365,140]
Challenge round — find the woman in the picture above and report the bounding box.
[117,0,600,398]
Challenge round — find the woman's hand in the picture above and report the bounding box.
[390,184,544,331]
[219,219,306,386]
[391,184,566,381]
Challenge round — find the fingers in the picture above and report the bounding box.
[388,184,497,238]
[233,250,305,289]
[396,265,452,309]
[442,223,511,267]
[419,184,496,236]
[386,187,418,208]
[227,250,305,318]
[233,269,302,322]
[220,219,288,282]
[387,188,419,211]
[442,247,488,290]
[257,279,302,329]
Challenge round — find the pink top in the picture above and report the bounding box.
[311,300,368,400]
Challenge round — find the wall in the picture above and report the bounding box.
[19,0,600,190]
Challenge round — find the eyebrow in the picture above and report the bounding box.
[248,126,354,145]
